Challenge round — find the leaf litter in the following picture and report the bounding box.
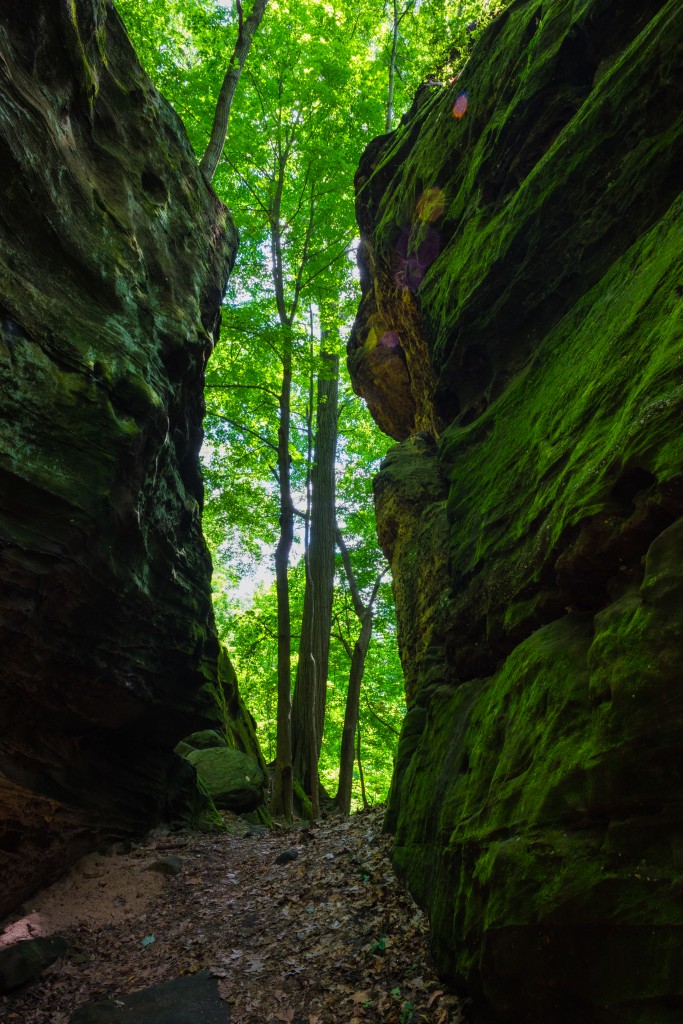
[0,806,466,1023]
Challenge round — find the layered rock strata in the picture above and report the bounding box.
[350,0,683,1020]
[0,1,260,916]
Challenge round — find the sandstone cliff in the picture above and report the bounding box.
[0,1,260,917]
[350,1,683,1020]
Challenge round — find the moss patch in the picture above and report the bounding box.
[352,0,683,1019]
[393,534,683,1018]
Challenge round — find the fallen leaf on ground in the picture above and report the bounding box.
[0,807,464,1024]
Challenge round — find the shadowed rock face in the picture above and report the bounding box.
[0,1,259,916]
[350,0,683,1020]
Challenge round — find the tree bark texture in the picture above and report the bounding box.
[334,604,375,815]
[270,331,294,821]
[333,534,383,815]
[356,724,369,811]
[200,0,269,182]
[291,351,339,805]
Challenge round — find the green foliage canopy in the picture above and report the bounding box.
[115,0,504,807]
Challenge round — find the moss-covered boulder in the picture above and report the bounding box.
[187,749,267,813]
[350,0,683,1020]
[0,1,262,916]
[180,730,229,751]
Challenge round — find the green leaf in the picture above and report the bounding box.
[400,1001,415,1023]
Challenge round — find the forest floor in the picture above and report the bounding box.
[0,807,467,1024]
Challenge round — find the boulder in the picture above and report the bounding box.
[187,749,266,813]
[181,730,229,751]
[146,855,183,876]
[0,936,68,994]
[69,970,230,1023]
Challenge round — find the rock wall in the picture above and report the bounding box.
[0,1,259,917]
[350,1,683,1021]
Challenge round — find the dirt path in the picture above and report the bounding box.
[0,808,466,1024]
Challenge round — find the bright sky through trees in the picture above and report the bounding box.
[115,0,504,810]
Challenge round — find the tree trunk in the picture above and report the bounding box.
[199,0,269,182]
[267,158,314,820]
[356,724,369,811]
[270,328,294,820]
[385,0,415,133]
[385,0,399,132]
[334,603,374,815]
[292,350,339,809]
[332,528,384,814]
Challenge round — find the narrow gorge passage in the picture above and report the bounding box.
[1,2,681,1023]
[0,809,462,1024]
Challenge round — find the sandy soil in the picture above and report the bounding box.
[0,848,165,948]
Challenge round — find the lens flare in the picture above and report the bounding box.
[453,92,468,119]
[380,330,400,349]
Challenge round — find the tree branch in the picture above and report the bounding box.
[208,411,278,453]
[205,382,280,401]
[335,525,365,620]
[289,187,316,324]
[222,155,272,218]
[331,623,354,661]
[362,696,400,736]
[200,0,269,182]
[301,241,352,291]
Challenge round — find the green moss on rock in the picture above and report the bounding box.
[393,533,683,1019]
[187,749,266,814]
[180,730,229,751]
[0,0,261,913]
[351,0,683,1019]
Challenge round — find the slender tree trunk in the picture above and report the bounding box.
[199,0,269,182]
[304,307,315,557]
[267,156,315,820]
[296,311,317,817]
[333,545,383,815]
[385,0,415,133]
[385,0,399,132]
[292,349,339,809]
[356,724,369,810]
[270,329,294,820]
[334,604,375,815]
[268,162,294,820]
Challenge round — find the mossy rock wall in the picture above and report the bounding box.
[350,0,683,1020]
[0,1,259,916]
